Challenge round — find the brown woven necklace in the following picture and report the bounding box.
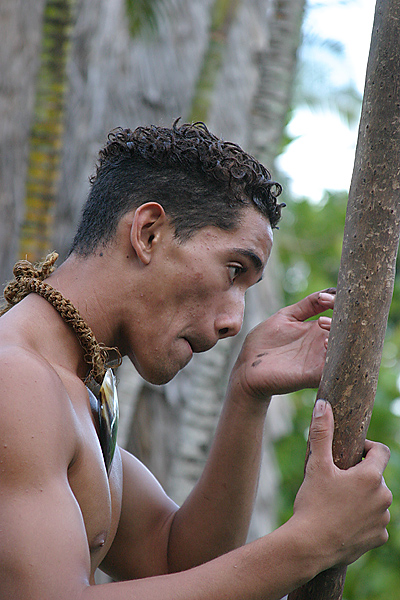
[1,252,120,473]
[0,252,119,383]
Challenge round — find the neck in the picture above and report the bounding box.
[1,291,89,380]
[45,253,117,350]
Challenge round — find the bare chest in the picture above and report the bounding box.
[67,408,123,579]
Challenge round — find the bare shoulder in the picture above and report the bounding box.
[0,344,78,470]
[0,343,95,598]
[0,342,71,409]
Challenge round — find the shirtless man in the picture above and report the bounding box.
[0,121,392,599]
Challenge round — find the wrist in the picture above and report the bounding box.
[227,364,273,411]
[276,517,328,585]
[286,512,343,579]
[235,518,328,598]
[226,376,271,416]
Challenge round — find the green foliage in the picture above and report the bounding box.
[278,191,347,300]
[189,0,239,123]
[125,0,163,37]
[275,191,400,599]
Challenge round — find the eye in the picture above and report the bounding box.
[228,264,246,284]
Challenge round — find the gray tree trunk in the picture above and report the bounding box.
[0,0,46,288]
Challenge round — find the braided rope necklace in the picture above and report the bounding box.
[1,252,120,383]
[1,252,120,473]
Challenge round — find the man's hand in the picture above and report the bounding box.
[292,400,392,570]
[229,290,336,400]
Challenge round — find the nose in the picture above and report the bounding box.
[216,294,245,339]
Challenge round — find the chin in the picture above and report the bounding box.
[131,357,192,386]
[146,371,177,386]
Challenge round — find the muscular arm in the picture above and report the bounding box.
[103,396,268,579]
[165,292,338,571]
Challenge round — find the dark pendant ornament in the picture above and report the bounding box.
[87,368,119,474]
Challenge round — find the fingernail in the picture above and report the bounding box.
[313,399,327,417]
[319,293,335,302]
[318,316,331,325]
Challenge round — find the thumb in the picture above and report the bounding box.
[308,399,334,467]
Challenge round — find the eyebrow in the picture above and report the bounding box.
[233,248,264,277]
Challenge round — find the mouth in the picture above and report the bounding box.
[183,338,194,356]
[184,337,216,354]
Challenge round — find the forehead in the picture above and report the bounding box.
[236,206,273,250]
[222,207,273,261]
[192,206,273,267]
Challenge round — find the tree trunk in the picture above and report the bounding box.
[19,0,76,263]
[188,0,240,123]
[250,0,305,168]
[53,0,214,259]
[0,0,46,288]
[288,0,400,598]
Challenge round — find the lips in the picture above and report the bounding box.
[183,338,194,356]
[184,337,216,354]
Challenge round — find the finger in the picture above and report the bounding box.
[317,292,336,310]
[286,291,335,323]
[307,399,334,470]
[318,316,331,331]
[363,440,391,474]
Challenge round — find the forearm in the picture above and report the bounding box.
[84,521,320,600]
[167,383,270,572]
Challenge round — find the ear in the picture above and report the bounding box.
[130,203,168,265]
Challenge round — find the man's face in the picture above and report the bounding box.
[128,206,273,384]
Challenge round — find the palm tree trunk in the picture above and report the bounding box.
[0,0,46,288]
[189,0,240,123]
[250,0,305,168]
[19,0,75,263]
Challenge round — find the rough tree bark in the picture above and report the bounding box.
[19,0,76,263]
[288,0,400,598]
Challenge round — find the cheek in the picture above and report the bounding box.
[178,270,205,290]
[184,269,221,301]
[156,264,223,321]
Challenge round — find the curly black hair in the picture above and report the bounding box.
[70,120,284,255]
